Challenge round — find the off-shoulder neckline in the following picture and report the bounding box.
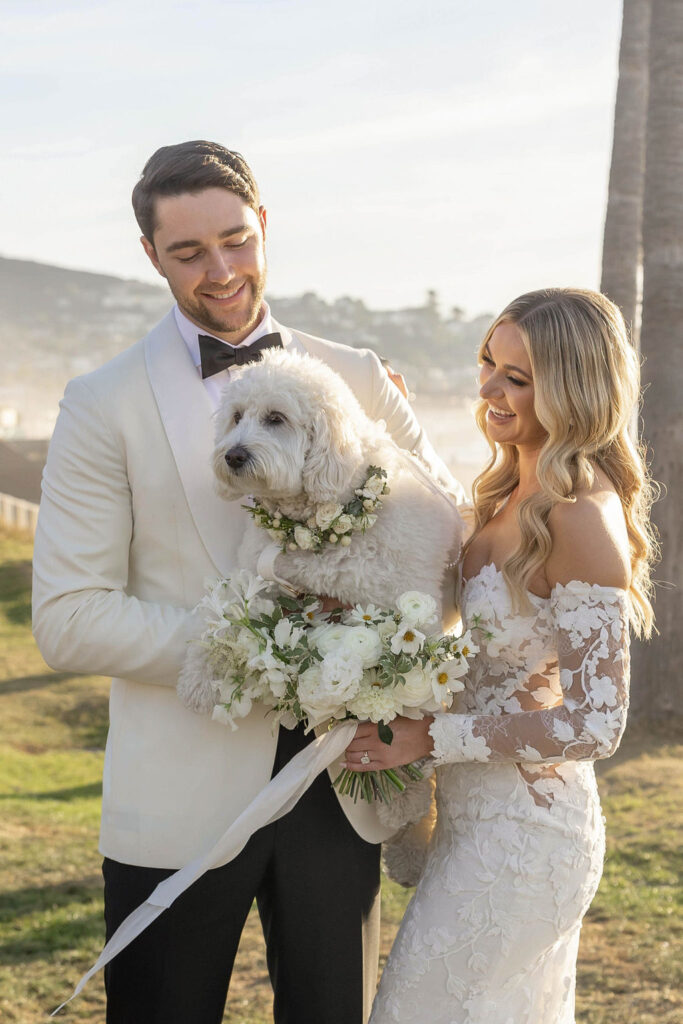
[462,562,628,601]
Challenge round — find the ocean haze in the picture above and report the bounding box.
[0,255,488,488]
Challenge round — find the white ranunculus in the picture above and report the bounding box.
[312,622,354,655]
[315,502,344,529]
[396,591,438,627]
[390,624,426,656]
[340,626,383,668]
[294,525,316,550]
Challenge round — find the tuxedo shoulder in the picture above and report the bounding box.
[65,337,147,400]
[289,327,381,368]
[65,310,174,400]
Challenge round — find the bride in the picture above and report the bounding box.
[344,288,657,1023]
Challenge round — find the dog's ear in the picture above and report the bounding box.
[302,405,359,503]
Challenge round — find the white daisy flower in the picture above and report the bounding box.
[390,624,426,656]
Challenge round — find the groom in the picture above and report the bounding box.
[32,140,460,1024]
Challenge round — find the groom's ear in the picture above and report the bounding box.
[141,236,167,279]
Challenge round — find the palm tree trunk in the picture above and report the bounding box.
[601,0,651,340]
[630,0,683,717]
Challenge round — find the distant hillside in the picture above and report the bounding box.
[0,256,491,437]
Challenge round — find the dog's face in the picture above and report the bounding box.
[212,350,367,504]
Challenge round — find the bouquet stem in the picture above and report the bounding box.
[332,763,425,803]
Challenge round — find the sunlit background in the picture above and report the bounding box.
[3,0,621,315]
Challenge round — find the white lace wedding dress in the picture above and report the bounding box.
[371,564,630,1024]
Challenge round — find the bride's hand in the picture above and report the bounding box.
[343,716,435,771]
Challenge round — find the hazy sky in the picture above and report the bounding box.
[3,0,622,317]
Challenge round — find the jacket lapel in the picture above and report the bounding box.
[144,312,246,577]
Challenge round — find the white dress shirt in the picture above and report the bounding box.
[174,302,284,411]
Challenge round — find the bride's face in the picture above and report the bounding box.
[478,323,547,452]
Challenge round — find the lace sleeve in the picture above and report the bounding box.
[429,582,630,765]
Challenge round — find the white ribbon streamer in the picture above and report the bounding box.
[51,720,357,1016]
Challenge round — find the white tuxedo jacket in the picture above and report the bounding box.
[33,311,461,868]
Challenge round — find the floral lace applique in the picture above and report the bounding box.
[429,567,630,780]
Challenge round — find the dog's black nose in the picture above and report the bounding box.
[225,446,250,470]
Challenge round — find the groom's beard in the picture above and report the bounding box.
[174,265,267,341]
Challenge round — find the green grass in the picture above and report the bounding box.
[0,525,681,1023]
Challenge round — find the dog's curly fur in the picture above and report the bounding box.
[178,349,462,714]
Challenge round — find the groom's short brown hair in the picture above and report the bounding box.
[132,140,260,243]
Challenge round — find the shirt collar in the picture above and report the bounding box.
[174,301,275,371]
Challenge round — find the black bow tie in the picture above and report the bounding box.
[198,332,284,379]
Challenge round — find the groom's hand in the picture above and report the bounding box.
[344,716,435,770]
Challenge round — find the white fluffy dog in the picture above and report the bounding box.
[178,349,462,713]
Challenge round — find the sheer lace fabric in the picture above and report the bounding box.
[371,565,629,1024]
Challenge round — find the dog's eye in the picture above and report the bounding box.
[264,411,287,426]
[233,411,243,425]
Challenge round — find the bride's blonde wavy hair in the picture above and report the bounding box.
[464,287,657,637]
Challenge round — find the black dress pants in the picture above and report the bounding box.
[103,724,381,1024]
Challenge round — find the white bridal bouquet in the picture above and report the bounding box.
[186,570,479,802]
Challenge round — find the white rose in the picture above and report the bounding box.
[377,618,399,642]
[315,502,344,530]
[394,666,434,708]
[363,474,386,497]
[320,651,364,692]
[396,591,438,627]
[294,525,317,550]
[334,514,353,534]
[267,528,286,542]
[297,665,350,725]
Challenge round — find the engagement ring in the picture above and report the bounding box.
[360,751,371,765]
